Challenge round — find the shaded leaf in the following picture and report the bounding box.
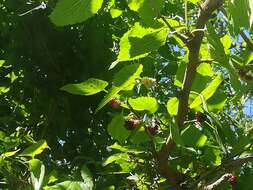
[107,114,131,143]
[29,159,45,190]
[130,127,150,144]
[80,165,93,189]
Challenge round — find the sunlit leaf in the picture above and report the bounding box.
[49,0,104,26]
[1,150,19,158]
[110,8,123,18]
[103,153,128,166]
[190,75,223,108]
[111,23,167,68]
[197,63,214,77]
[61,78,108,96]
[129,97,158,113]
[167,97,179,116]
[127,0,164,21]
[19,140,48,158]
[220,35,232,54]
[0,60,5,67]
[45,181,90,190]
[96,64,143,111]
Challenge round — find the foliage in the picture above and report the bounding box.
[1,0,253,190]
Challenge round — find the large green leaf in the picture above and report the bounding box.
[127,0,164,21]
[45,181,90,190]
[49,0,104,26]
[80,165,93,189]
[96,64,143,112]
[170,123,184,145]
[128,97,158,113]
[181,126,207,148]
[107,113,131,143]
[130,127,150,144]
[166,97,179,116]
[61,78,108,96]
[29,159,45,190]
[190,75,223,109]
[19,140,48,158]
[103,153,128,166]
[203,147,222,166]
[228,0,253,33]
[207,90,227,111]
[110,23,167,68]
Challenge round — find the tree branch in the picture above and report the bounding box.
[192,154,253,189]
[225,155,253,169]
[161,15,189,45]
[203,173,232,190]
[156,0,224,187]
[240,30,253,51]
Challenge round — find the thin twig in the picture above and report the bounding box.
[160,15,189,45]
[203,173,232,190]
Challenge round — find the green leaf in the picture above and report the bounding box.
[170,123,184,145]
[197,63,214,77]
[130,127,150,144]
[109,143,143,154]
[49,0,104,26]
[220,35,232,54]
[80,165,93,189]
[1,150,19,158]
[188,0,200,4]
[111,23,167,68]
[190,75,223,109]
[29,159,45,190]
[61,78,108,96]
[107,114,131,143]
[46,170,58,184]
[203,147,221,166]
[96,64,143,112]
[0,60,5,67]
[127,0,164,21]
[45,181,90,190]
[103,153,128,166]
[129,97,158,113]
[110,8,123,18]
[181,126,207,148]
[228,0,253,33]
[166,97,179,116]
[19,139,48,158]
[207,90,227,111]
